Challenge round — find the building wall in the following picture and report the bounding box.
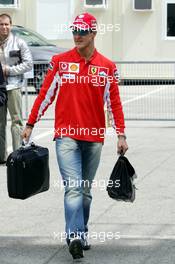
[120,0,174,61]
[0,0,175,62]
[0,0,36,29]
[50,0,122,61]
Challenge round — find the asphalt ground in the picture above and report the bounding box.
[0,120,175,264]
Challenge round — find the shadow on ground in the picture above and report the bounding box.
[0,236,174,264]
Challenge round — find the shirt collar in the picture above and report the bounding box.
[0,35,9,46]
[73,47,98,64]
[0,33,13,47]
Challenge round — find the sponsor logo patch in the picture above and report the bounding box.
[113,68,120,80]
[59,62,80,73]
[90,66,98,75]
[99,68,109,77]
[70,64,79,72]
[62,73,75,79]
[88,65,109,76]
[60,62,69,71]
[48,61,54,71]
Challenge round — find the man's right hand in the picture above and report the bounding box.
[21,126,33,143]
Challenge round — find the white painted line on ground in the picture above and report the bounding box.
[33,130,53,140]
[120,234,175,240]
[7,130,53,153]
[7,128,115,153]
[122,86,166,105]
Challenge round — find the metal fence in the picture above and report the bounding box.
[22,62,49,119]
[22,61,175,121]
[116,61,175,120]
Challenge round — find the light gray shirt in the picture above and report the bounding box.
[1,33,33,90]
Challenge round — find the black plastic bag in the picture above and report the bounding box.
[106,155,137,202]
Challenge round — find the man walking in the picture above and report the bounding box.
[0,13,33,164]
[22,13,128,259]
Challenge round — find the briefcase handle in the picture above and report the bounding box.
[22,140,35,148]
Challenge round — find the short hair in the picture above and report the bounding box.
[0,13,12,24]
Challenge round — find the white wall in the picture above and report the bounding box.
[121,0,175,61]
[1,0,175,61]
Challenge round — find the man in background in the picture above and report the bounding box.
[0,13,32,164]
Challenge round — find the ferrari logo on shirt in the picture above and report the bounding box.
[88,65,98,75]
[59,62,80,73]
[88,65,109,76]
[91,67,98,75]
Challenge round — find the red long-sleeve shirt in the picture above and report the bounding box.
[27,48,125,142]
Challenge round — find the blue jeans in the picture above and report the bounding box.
[55,137,102,239]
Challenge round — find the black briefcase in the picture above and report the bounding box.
[6,143,50,199]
